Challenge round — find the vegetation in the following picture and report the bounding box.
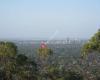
[0,41,17,57]
[0,41,38,80]
[0,29,100,80]
[82,29,100,58]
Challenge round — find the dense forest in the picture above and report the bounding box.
[0,30,100,80]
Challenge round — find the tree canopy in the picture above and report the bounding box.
[0,41,17,57]
[37,47,53,59]
[82,29,100,57]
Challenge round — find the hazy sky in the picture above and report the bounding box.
[0,0,100,40]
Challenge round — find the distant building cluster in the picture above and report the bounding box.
[46,39,87,44]
[12,38,87,45]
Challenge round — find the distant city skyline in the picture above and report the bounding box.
[0,0,100,40]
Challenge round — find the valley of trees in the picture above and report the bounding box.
[0,29,100,80]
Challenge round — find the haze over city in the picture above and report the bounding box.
[0,0,100,40]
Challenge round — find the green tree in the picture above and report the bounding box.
[37,45,53,80]
[0,41,17,57]
[37,47,53,60]
[15,58,38,80]
[0,41,38,80]
[82,29,100,58]
[0,41,17,80]
[64,70,83,80]
[16,54,28,65]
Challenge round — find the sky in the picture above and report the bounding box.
[0,0,100,40]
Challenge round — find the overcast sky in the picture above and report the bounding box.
[0,0,100,40]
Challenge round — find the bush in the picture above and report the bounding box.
[64,70,83,80]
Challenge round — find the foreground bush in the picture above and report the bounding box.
[0,41,38,80]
